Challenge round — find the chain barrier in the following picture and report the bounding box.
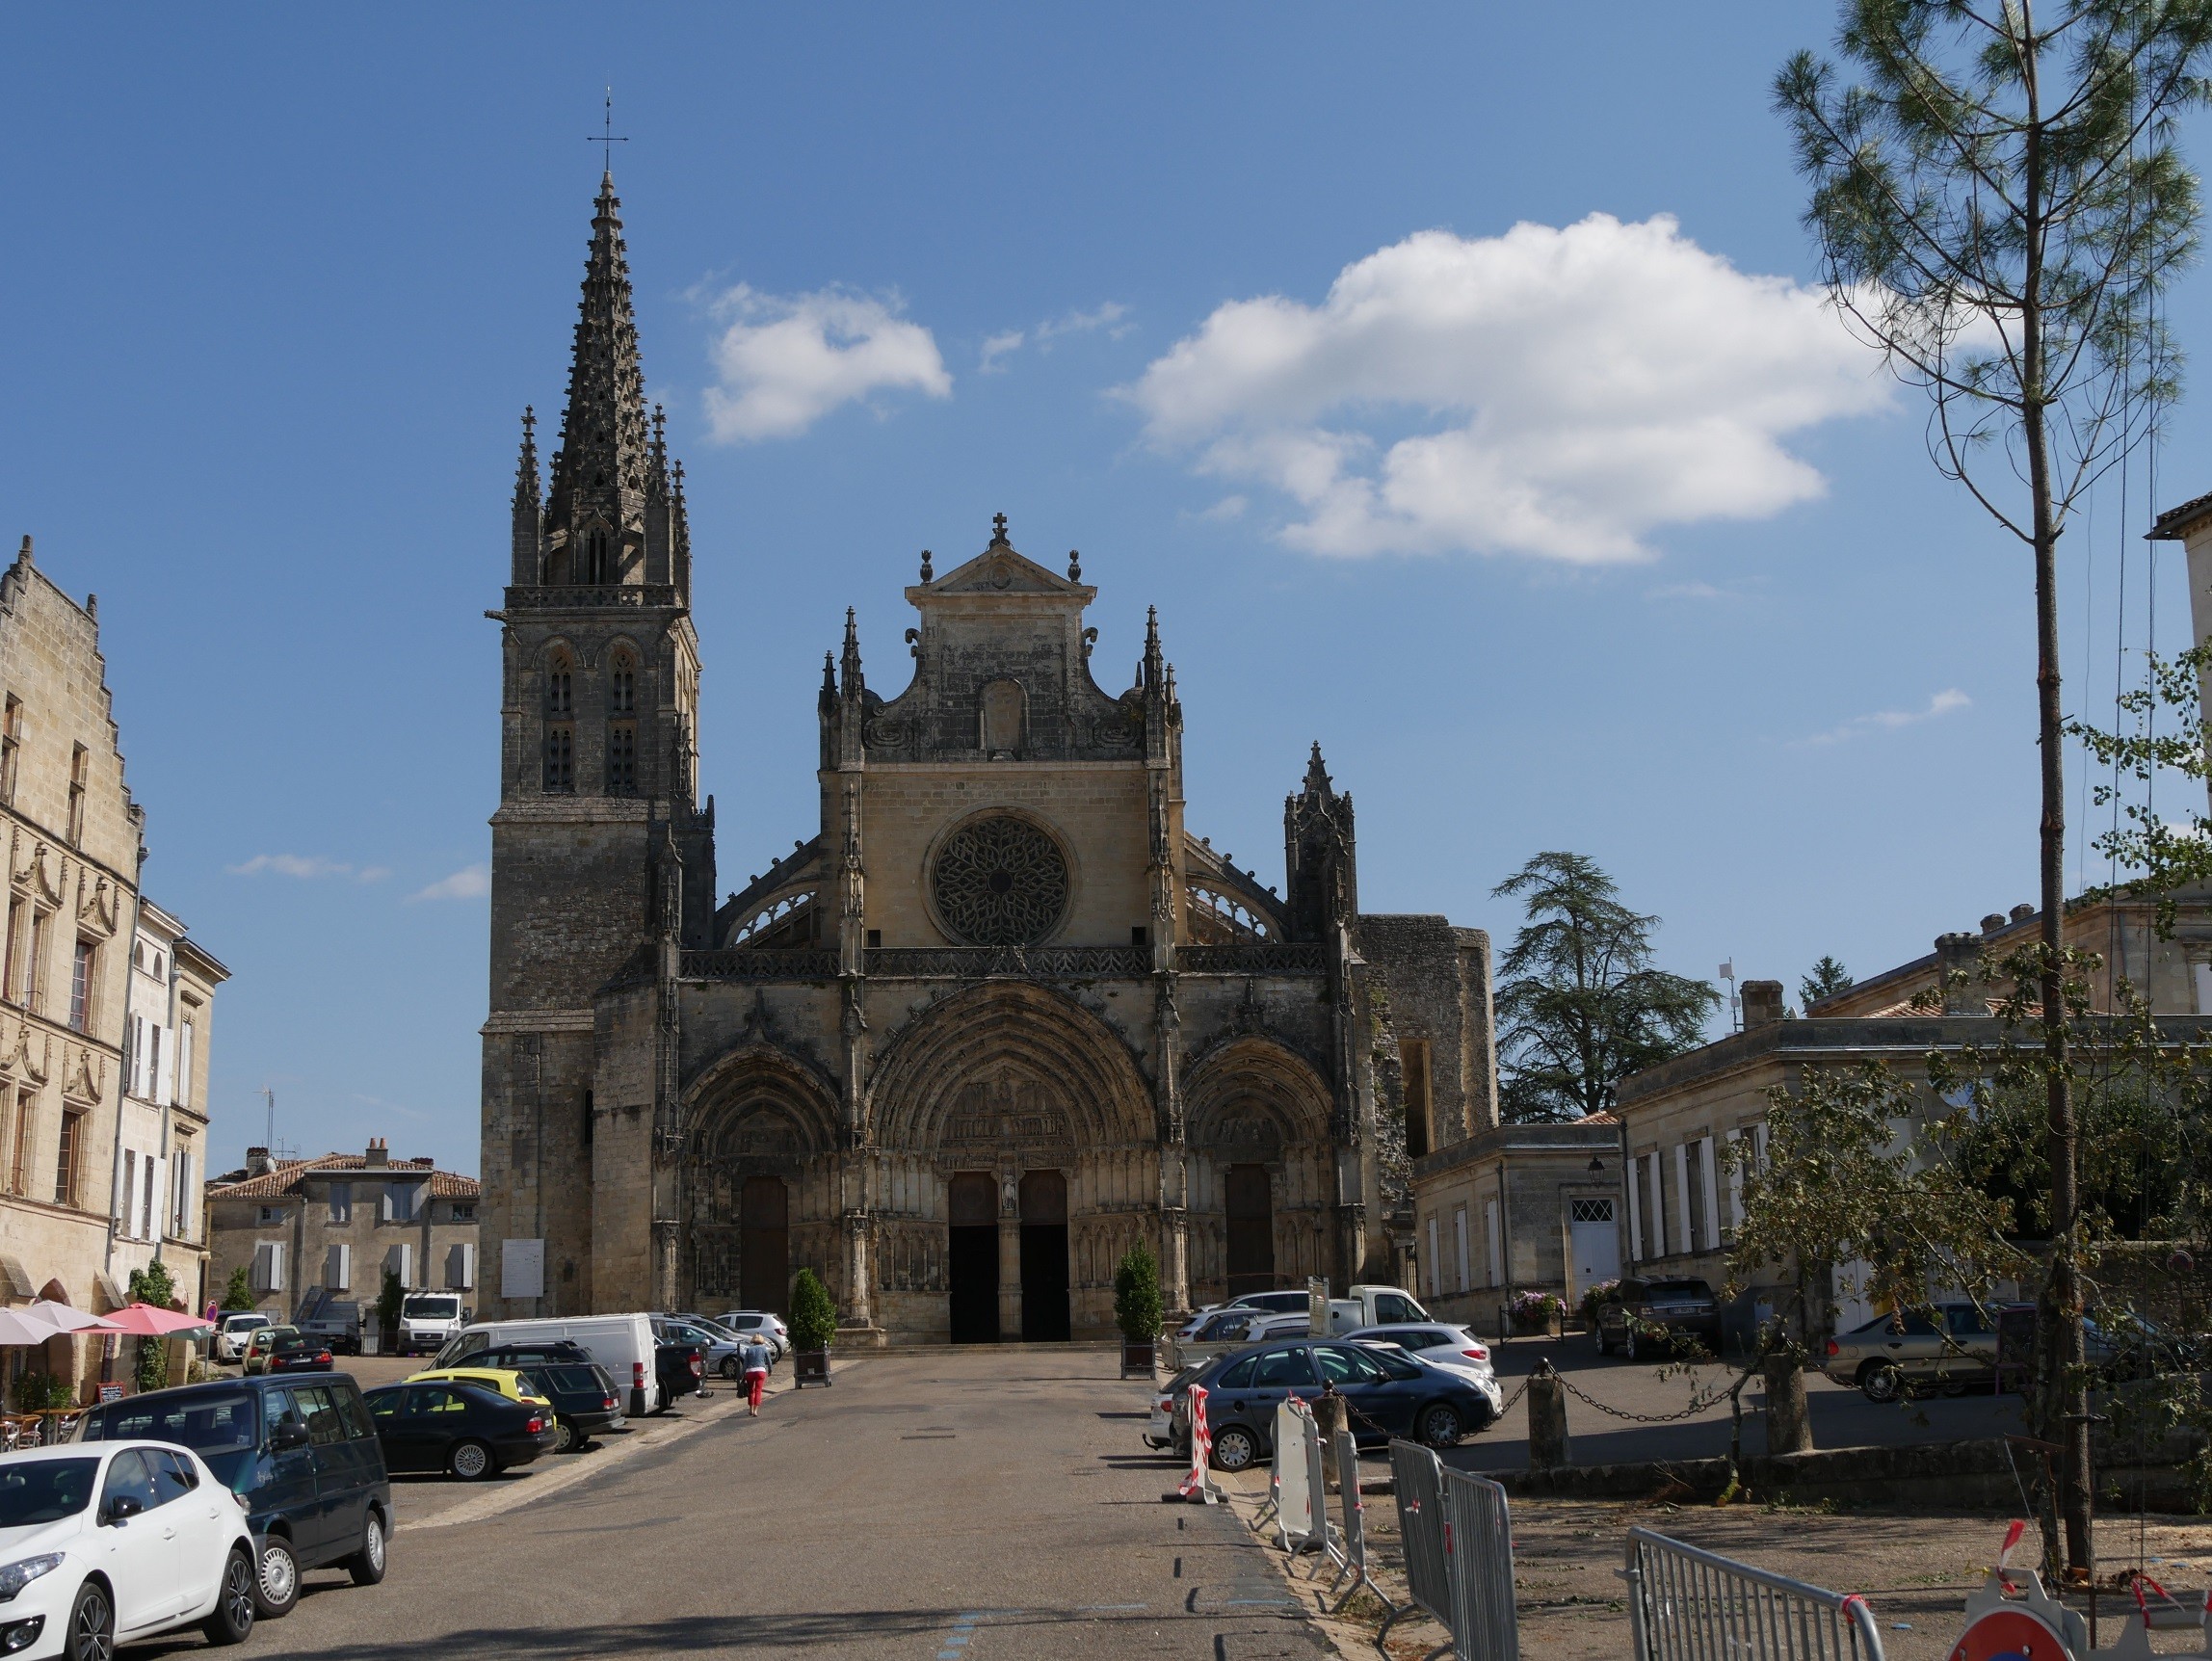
[1550,1369,1730,1426]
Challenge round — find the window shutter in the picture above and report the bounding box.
[1484,1200,1502,1288]
[1424,1215,1439,1297]
[386,1242,413,1287]
[253,1240,286,1293]
[1725,1128,1744,1232]
[327,1243,351,1291]
[145,1157,163,1242]
[1698,1137,1721,1251]
[1453,1206,1470,1293]
[448,1242,476,1290]
[118,1150,135,1237]
[1626,1157,1644,1263]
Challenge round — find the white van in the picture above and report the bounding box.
[397,1292,468,1356]
[433,1312,661,1416]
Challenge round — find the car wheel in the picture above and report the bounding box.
[203,1546,258,1645]
[1596,1325,1616,1358]
[347,1509,388,1587]
[449,1437,495,1480]
[253,1534,300,1618]
[554,1419,578,1453]
[1418,1402,1464,1448]
[64,1578,115,1661]
[1210,1424,1260,1472]
[720,1357,742,1382]
[1858,1361,1904,1404]
[1624,1325,1639,1362]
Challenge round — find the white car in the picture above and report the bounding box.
[1345,1322,1499,1389]
[211,1314,270,1363]
[0,1441,258,1657]
[712,1312,789,1361]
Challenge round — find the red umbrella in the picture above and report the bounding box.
[102,1304,213,1337]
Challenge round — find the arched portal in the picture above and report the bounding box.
[1224,1164,1274,1297]
[1184,1036,1337,1305]
[680,1047,838,1314]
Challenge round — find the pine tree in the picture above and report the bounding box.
[219,1265,254,1312]
[1799,955,1853,1011]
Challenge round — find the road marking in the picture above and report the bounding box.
[935,1610,983,1660]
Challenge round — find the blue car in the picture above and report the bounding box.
[1171,1337,1497,1472]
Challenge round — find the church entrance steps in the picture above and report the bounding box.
[876,1338,1119,1356]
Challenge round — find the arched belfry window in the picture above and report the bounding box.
[606,649,638,798]
[543,652,575,794]
[586,528,611,585]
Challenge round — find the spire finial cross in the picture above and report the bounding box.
[991,512,1009,544]
[589,87,629,171]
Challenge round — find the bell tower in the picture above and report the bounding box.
[481,170,716,1320]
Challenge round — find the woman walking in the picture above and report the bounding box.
[737,1331,773,1415]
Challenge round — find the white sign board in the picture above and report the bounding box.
[501,1237,544,1301]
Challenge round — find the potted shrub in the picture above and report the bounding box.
[1577,1278,1620,1332]
[1113,1242,1163,1379]
[1510,1288,1568,1335]
[789,1269,836,1386]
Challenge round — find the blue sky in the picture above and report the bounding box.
[3,5,2205,1174]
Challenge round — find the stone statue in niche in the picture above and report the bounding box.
[980,679,1023,756]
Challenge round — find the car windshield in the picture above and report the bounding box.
[1645,1282,1711,1304]
[81,1390,261,1456]
[403,1296,460,1320]
[0,1460,95,1524]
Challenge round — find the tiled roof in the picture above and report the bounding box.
[209,1153,481,1202]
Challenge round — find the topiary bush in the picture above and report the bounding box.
[1113,1242,1163,1344]
[127,1259,178,1393]
[220,1265,255,1312]
[789,1268,836,1352]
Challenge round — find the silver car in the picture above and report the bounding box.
[1822,1303,1997,1400]
[1343,1322,1497,1390]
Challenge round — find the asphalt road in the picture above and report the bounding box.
[163,1348,1330,1660]
[1436,1333,2026,1472]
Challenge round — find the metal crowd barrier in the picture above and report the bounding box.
[1441,1465,1518,1661]
[1622,1527,1886,1661]
[1274,1398,1326,1560]
[1326,1426,1396,1616]
[1381,1438,1453,1649]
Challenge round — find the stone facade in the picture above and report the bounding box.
[478,174,1498,1341]
[205,1140,482,1322]
[1409,1116,1623,1331]
[0,540,228,1398]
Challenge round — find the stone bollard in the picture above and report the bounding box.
[1526,1358,1571,1468]
[1312,1389,1348,1490]
[1763,1352,1814,1454]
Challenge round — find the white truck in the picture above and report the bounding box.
[396,1292,468,1356]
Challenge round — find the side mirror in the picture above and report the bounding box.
[270,1421,309,1452]
[103,1495,143,1524]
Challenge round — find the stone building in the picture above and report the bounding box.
[0,537,229,1401]
[477,172,1501,1342]
[205,1140,482,1323]
[1407,1114,1622,1331]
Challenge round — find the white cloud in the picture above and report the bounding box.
[1646,581,1734,601]
[1800,688,1971,747]
[408,864,490,904]
[1120,216,1889,564]
[702,285,950,442]
[977,302,1131,372]
[228,855,388,883]
[1196,495,1249,522]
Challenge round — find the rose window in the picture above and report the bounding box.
[932,816,1070,945]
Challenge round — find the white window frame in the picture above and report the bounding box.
[252,1240,285,1293]
[326,1242,352,1291]
[447,1242,476,1291]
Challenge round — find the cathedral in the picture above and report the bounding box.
[479,173,1503,1343]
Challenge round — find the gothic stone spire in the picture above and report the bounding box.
[547,171,650,542]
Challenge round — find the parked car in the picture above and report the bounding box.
[711,1311,789,1360]
[1177,1285,1436,1343]
[240,1325,302,1376]
[433,1343,625,1450]
[0,1441,261,1652]
[212,1312,272,1363]
[263,1332,335,1375]
[1167,1307,1309,1371]
[396,1294,467,1358]
[1145,1364,1204,1450]
[361,1382,556,1479]
[1170,1338,1500,1472]
[75,1373,391,1619]
[298,1300,363,1357]
[1341,1323,1496,1389]
[1592,1278,1724,1359]
[1823,1303,1998,1401]
[652,1338,706,1408]
[402,1368,553,1412]
[653,1316,739,1380]
[433,1313,661,1417]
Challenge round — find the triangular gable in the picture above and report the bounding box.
[922,543,1090,599]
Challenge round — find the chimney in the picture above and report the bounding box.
[2010,903,2035,925]
[244,1147,272,1177]
[364,1137,389,1169]
[1741,980,1784,1029]
[1935,932,1984,1015]
[1981,913,2008,936]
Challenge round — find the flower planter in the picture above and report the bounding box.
[1119,1338,1155,1380]
[794,1348,832,1387]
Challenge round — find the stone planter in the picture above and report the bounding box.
[1119,1339,1155,1379]
[794,1348,832,1387]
